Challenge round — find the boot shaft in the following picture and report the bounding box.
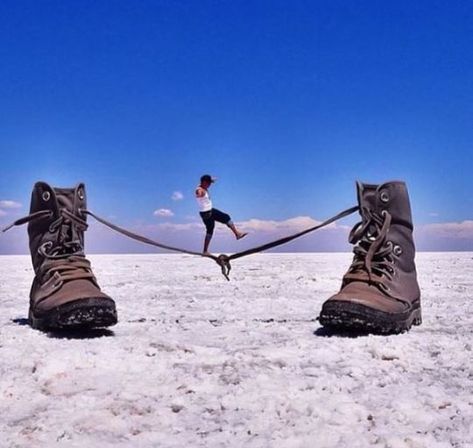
[28,182,88,273]
[355,180,416,275]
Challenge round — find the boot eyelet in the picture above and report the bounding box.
[38,241,53,255]
[42,191,51,202]
[78,189,85,200]
[380,191,390,203]
[381,210,388,217]
[393,245,403,256]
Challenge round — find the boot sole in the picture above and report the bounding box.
[29,297,118,331]
[319,300,422,335]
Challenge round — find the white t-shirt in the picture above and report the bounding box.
[196,187,212,212]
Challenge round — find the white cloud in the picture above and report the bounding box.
[0,209,7,217]
[149,215,345,234]
[238,216,342,233]
[153,208,174,218]
[154,222,202,231]
[428,212,439,217]
[0,200,22,209]
[171,191,184,201]
[420,221,473,239]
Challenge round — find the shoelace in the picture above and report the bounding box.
[3,205,360,280]
[2,209,95,286]
[81,207,360,280]
[343,208,395,289]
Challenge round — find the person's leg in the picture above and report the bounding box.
[203,233,212,254]
[212,208,248,240]
[200,211,215,254]
[229,222,248,240]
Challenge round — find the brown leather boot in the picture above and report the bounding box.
[319,181,421,334]
[10,182,117,330]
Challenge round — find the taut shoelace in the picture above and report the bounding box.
[80,207,360,279]
[3,205,360,280]
[343,208,395,288]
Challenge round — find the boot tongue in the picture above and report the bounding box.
[54,188,76,213]
[53,184,86,215]
[356,182,378,214]
[355,182,382,246]
[52,185,86,255]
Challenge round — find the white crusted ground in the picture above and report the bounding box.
[0,253,472,448]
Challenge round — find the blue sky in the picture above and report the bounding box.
[1,0,472,254]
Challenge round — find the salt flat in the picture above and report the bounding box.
[0,253,472,448]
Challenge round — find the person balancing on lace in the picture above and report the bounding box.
[195,174,248,255]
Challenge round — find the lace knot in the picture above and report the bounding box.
[215,254,231,281]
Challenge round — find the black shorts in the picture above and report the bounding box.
[199,208,231,236]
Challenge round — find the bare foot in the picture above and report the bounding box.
[236,232,248,240]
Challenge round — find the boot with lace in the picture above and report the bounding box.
[3,181,117,330]
[318,181,422,334]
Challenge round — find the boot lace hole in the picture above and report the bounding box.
[78,189,85,200]
[38,241,53,255]
[380,191,390,203]
[42,191,51,202]
[393,245,403,256]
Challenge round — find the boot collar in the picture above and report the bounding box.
[31,181,86,217]
[356,180,412,229]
